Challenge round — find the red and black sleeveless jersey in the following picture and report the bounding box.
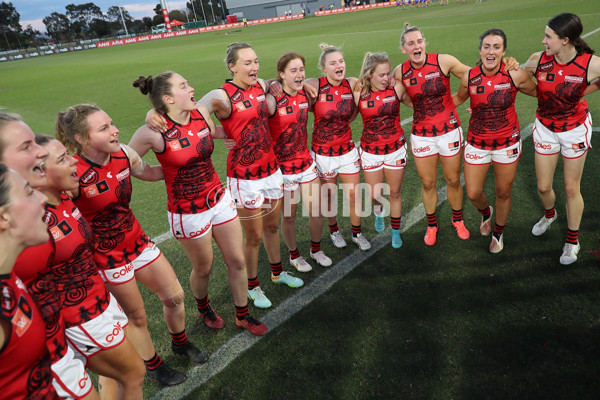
[401,53,461,137]
[14,239,70,362]
[358,87,405,155]
[535,51,591,132]
[466,64,520,150]
[0,271,59,400]
[74,148,150,270]
[219,81,279,180]
[45,197,110,328]
[311,77,356,156]
[268,90,313,175]
[156,109,225,214]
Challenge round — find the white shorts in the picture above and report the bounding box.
[532,115,592,159]
[52,345,93,399]
[282,162,319,192]
[410,127,463,158]
[168,190,237,239]
[311,147,361,179]
[359,144,408,172]
[65,293,128,359]
[98,241,161,285]
[464,140,521,165]
[228,169,284,209]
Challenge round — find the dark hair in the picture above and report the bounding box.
[0,163,11,208]
[133,72,175,115]
[276,52,306,84]
[548,13,594,55]
[476,28,507,66]
[34,134,55,147]
[0,112,24,161]
[55,104,102,154]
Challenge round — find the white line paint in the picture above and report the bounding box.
[583,27,600,38]
[150,125,534,399]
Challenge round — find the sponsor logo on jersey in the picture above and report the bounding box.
[72,207,82,220]
[402,69,413,79]
[319,84,331,93]
[538,72,555,82]
[277,97,289,107]
[198,128,210,138]
[477,86,485,94]
[539,61,553,72]
[383,96,396,103]
[425,71,440,80]
[320,94,334,102]
[470,75,482,85]
[565,75,584,84]
[116,168,130,182]
[494,83,512,91]
[83,180,109,198]
[12,296,33,337]
[299,102,309,109]
[341,93,353,100]
[50,220,73,241]
[257,94,266,102]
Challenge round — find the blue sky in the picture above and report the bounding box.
[16,1,188,32]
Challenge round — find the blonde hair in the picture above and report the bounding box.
[359,52,392,94]
[0,112,24,161]
[318,42,343,71]
[55,104,102,154]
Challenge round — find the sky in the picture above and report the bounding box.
[16,1,189,32]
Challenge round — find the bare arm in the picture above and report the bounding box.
[584,78,600,96]
[453,72,470,107]
[394,81,412,108]
[197,88,231,120]
[511,68,537,97]
[522,51,543,78]
[439,53,470,80]
[121,143,164,181]
[129,124,164,157]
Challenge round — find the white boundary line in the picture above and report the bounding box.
[150,124,534,399]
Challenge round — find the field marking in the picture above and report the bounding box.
[583,27,600,38]
[150,124,533,399]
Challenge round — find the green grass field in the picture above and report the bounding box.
[2,0,600,398]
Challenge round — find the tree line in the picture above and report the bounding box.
[0,1,228,51]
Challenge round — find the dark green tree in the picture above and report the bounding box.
[43,12,72,42]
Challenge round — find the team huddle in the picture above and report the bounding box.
[0,11,598,400]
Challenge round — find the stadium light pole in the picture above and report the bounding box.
[198,1,208,25]
[208,1,216,24]
[115,0,129,36]
[189,0,198,21]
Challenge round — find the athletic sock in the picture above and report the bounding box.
[329,223,339,234]
[144,353,162,371]
[170,330,188,346]
[451,208,463,222]
[289,248,300,260]
[492,224,505,240]
[310,240,321,254]
[270,261,283,276]
[195,296,210,314]
[478,206,491,221]
[545,207,556,219]
[566,229,579,245]
[235,303,249,320]
[352,224,361,238]
[426,212,438,227]
[248,276,259,291]
[391,216,401,230]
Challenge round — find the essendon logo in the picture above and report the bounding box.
[81,169,98,185]
[164,128,180,140]
[231,91,243,102]
[402,70,413,79]
[319,84,331,93]
[571,142,586,151]
[470,75,482,85]
[539,61,553,72]
[83,180,109,198]
[277,97,289,107]
[44,210,57,226]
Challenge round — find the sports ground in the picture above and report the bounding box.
[2,0,600,398]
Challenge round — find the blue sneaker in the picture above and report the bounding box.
[375,215,385,233]
[271,271,304,288]
[392,229,403,248]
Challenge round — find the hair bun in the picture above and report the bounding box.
[133,75,153,95]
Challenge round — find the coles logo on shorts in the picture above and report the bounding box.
[465,153,483,160]
[413,146,431,154]
[112,263,134,280]
[534,140,551,150]
[189,222,211,238]
[105,321,123,343]
[245,193,264,207]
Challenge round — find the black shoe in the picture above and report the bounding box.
[172,341,209,364]
[146,362,187,386]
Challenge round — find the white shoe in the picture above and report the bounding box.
[489,233,504,254]
[289,256,312,272]
[479,206,493,236]
[532,213,557,236]
[330,231,347,248]
[310,250,332,267]
[247,287,272,309]
[352,233,371,251]
[560,242,580,265]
